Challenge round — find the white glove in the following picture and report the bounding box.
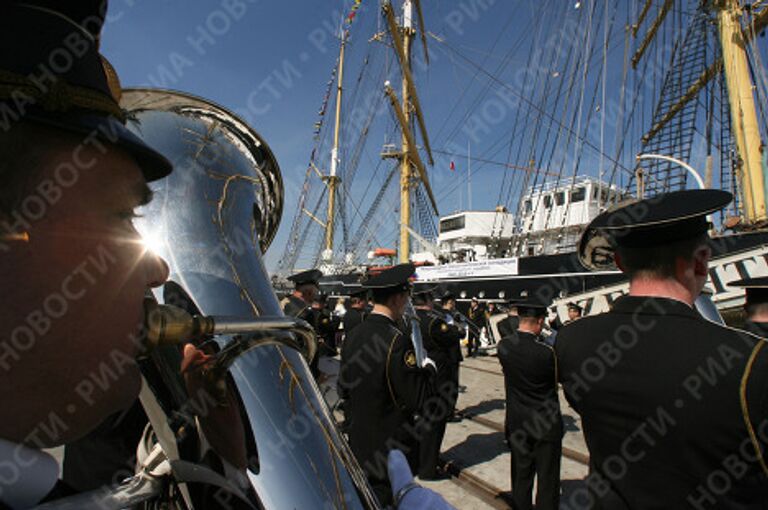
[421,357,437,372]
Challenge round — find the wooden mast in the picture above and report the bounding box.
[398,1,414,263]
[716,0,767,223]
[322,32,347,260]
[382,0,437,263]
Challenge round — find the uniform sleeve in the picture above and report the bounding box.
[743,341,768,475]
[429,317,460,350]
[387,333,435,415]
[337,340,354,400]
[553,330,582,414]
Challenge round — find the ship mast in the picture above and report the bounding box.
[399,1,414,263]
[631,1,767,224]
[715,0,767,223]
[322,31,347,261]
[382,0,438,263]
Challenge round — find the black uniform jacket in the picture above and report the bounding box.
[467,305,485,331]
[282,294,314,322]
[556,296,768,509]
[437,306,464,365]
[338,313,435,478]
[497,315,520,340]
[313,306,339,353]
[417,308,461,379]
[344,307,366,335]
[744,320,768,339]
[497,330,562,442]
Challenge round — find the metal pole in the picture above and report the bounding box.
[468,139,472,210]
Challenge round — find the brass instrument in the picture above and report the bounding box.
[113,89,378,509]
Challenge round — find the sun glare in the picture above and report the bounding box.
[140,230,167,258]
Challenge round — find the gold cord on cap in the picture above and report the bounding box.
[101,57,122,103]
[0,232,30,243]
[0,69,125,121]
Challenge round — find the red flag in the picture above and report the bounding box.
[450,161,455,172]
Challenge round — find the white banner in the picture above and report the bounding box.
[415,257,519,281]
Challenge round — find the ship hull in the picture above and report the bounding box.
[317,231,768,313]
[418,231,768,308]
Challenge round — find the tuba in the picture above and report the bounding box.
[117,88,378,509]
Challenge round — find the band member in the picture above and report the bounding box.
[466,297,484,357]
[729,277,768,336]
[497,301,520,339]
[343,288,368,336]
[413,288,462,480]
[312,293,340,354]
[550,301,583,334]
[338,263,436,505]
[556,190,768,507]
[281,268,322,320]
[436,293,463,419]
[282,269,323,375]
[564,302,583,323]
[497,298,562,510]
[439,292,459,322]
[0,2,173,506]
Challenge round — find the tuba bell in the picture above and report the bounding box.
[116,88,379,509]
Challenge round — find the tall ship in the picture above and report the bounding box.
[275,0,768,313]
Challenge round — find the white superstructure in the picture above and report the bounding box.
[434,177,624,262]
[438,209,515,262]
[514,177,623,257]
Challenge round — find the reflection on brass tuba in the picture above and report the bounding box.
[117,89,378,509]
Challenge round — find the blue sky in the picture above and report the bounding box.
[102,0,532,270]
[102,1,768,271]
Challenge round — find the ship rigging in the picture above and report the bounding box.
[276,0,768,310]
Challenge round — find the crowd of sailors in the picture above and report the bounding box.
[282,189,768,509]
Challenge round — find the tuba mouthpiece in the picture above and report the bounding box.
[143,299,215,350]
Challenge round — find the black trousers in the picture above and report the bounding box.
[417,376,457,478]
[418,417,448,478]
[509,435,561,510]
[466,331,479,356]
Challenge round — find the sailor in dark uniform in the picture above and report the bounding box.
[437,292,464,416]
[413,288,462,479]
[343,288,368,336]
[281,268,322,320]
[497,298,562,510]
[729,276,768,337]
[565,301,583,323]
[433,293,463,423]
[312,293,340,354]
[497,302,520,339]
[281,269,323,375]
[338,264,436,505]
[0,2,173,506]
[556,190,768,508]
[466,297,485,357]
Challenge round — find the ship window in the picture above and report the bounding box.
[571,187,585,202]
[440,216,465,233]
[555,192,565,206]
[524,200,531,213]
[543,195,552,208]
